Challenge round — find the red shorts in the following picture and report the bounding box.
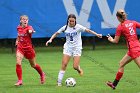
[16,46,35,59]
[127,47,140,59]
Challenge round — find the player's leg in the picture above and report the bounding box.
[73,48,83,76]
[57,54,71,86]
[134,56,140,68]
[73,56,83,76]
[132,48,140,68]
[107,53,132,89]
[15,50,24,86]
[28,57,46,84]
[26,48,45,84]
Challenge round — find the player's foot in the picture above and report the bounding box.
[40,72,46,84]
[14,80,23,86]
[79,69,83,76]
[57,83,62,87]
[106,81,116,90]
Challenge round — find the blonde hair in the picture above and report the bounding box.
[20,15,29,20]
[116,9,127,20]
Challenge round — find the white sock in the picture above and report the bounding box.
[57,70,65,84]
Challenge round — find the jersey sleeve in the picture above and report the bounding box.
[57,25,66,33]
[17,25,20,32]
[78,24,87,32]
[115,25,122,36]
[28,26,34,31]
[134,21,140,28]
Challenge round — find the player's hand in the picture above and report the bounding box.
[15,40,18,46]
[106,34,113,41]
[46,40,52,46]
[96,34,102,38]
[28,30,35,33]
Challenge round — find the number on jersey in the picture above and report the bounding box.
[70,36,73,41]
[129,27,135,35]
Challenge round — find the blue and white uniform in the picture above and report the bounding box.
[57,24,86,56]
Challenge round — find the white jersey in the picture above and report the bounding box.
[57,24,86,49]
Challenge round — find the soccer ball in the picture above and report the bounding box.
[65,77,76,87]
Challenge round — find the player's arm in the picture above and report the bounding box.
[28,30,35,33]
[135,21,140,28]
[107,34,120,43]
[28,26,35,34]
[15,36,19,46]
[85,29,102,38]
[135,21,140,41]
[46,32,60,46]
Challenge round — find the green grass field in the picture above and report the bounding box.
[0,45,140,93]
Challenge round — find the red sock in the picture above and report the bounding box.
[115,71,123,81]
[16,64,22,80]
[33,64,43,76]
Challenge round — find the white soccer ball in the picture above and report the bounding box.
[65,77,76,87]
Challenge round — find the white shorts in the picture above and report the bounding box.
[63,47,82,56]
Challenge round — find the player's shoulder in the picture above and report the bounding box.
[131,20,139,24]
[75,24,85,28]
[117,23,123,30]
[76,24,82,27]
[27,25,33,28]
[62,25,67,28]
[125,20,137,24]
[17,25,22,29]
[59,25,67,30]
[126,20,140,27]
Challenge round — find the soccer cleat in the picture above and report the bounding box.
[57,83,62,87]
[79,69,83,76]
[40,72,46,84]
[106,81,116,90]
[14,80,23,86]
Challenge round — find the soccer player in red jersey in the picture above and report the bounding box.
[14,15,45,86]
[106,9,140,89]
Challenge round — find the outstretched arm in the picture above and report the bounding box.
[85,29,102,38]
[106,34,120,43]
[46,32,60,46]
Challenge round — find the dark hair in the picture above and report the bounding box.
[63,14,77,32]
[116,11,126,20]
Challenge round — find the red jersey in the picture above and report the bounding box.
[115,20,140,49]
[17,25,34,48]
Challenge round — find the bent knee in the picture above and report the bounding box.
[62,63,68,68]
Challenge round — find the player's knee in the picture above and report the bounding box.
[16,63,21,65]
[62,63,68,68]
[16,58,22,64]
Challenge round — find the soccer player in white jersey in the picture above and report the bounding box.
[46,14,102,86]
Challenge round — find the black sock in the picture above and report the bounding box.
[113,79,119,87]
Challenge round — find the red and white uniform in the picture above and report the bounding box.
[116,20,140,59]
[16,25,35,59]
